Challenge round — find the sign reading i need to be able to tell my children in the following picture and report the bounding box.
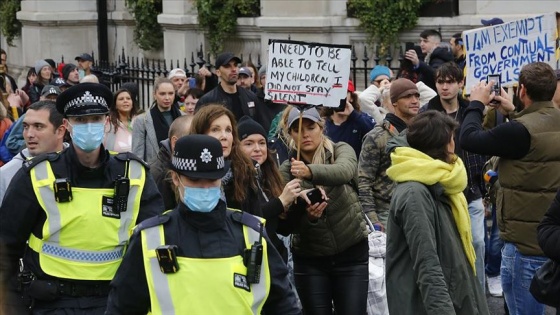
[264,40,352,107]
[463,13,559,94]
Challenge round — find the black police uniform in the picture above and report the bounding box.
[0,83,164,314]
[106,202,301,314]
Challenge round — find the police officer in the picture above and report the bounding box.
[106,134,301,315]
[0,83,164,314]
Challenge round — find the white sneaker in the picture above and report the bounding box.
[487,275,503,297]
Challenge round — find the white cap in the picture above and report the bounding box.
[168,68,187,79]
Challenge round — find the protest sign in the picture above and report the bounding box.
[463,13,559,93]
[265,40,351,107]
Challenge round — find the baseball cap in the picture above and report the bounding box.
[75,53,93,62]
[215,52,241,68]
[287,107,321,129]
[481,18,504,26]
[168,68,187,79]
[239,67,252,77]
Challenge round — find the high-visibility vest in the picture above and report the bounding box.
[28,159,145,280]
[141,218,270,314]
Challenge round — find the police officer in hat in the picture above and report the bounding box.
[106,134,301,315]
[0,83,164,314]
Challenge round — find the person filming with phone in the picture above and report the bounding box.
[278,106,369,315]
[460,62,560,315]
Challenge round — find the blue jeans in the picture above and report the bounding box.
[501,242,547,315]
[485,204,503,277]
[469,198,486,292]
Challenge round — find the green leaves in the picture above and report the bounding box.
[125,0,164,51]
[0,0,22,46]
[194,0,258,55]
[348,0,432,55]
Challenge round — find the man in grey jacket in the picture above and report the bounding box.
[0,101,66,203]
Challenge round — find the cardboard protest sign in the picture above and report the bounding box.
[463,13,559,94]
[265,40,351,107]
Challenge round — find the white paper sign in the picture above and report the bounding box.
[265,40,352,107]
[463,13,558,93]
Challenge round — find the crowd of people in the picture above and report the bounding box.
[1,22,560,315]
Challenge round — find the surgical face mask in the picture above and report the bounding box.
[69,122,105,152]
[179,177,221,212]
[78,69,85,79]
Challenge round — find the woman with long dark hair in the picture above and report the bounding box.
[104,88,139,152]
[385,110,489,314]
[237,115,301,261]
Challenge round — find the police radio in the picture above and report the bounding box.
[113,160,131,213]
[244,223,264,284]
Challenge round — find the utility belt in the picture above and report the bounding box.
[18,268,110,303]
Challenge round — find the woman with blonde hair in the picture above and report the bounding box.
[279,106,368,315]
[132,77,182,163]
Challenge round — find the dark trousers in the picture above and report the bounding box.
[293,239,368,315]
[32,296,107,315]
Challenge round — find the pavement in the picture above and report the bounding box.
[486,294,556,314]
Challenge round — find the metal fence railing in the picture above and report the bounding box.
[85,43,410,110]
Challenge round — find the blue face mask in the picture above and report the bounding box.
[70,122,105,152]
[183,186,221,213]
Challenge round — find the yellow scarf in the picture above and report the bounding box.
[386,146,476,273]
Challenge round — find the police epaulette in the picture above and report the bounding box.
[230,210,268,238]
[22,152,61,172]
[114,151,149,169]
[133,212,172,234]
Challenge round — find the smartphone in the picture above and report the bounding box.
[487,74,501,95]
[405,42,415,52]
[306,188,323,205]
[487,74,501,105]
[188,77,196,89]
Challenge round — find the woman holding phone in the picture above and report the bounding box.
[278,106,368,315]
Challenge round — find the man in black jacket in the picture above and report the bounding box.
[404,29,453,91]
[196,52,260,123]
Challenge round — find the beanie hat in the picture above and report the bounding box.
[62,64,78,81]
[390,78,419,103]
[237,116,267,141]
[35,60,51,75]
[369,65,391,83]
[258,65,267,77]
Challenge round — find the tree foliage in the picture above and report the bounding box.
[0,0,22,46]
[125,0,164,51]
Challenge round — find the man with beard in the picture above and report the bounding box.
[196,52,260,122]
[358,78,420,229]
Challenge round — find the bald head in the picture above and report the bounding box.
[169,115,194,152]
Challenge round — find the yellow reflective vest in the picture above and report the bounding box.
[27,159,145,280]
[141,216,271,314]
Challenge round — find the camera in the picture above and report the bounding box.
[487,74,501,105]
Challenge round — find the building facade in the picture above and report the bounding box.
[1,0,558,87]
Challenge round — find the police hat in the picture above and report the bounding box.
[41,85,62,97]
[171,135,230,180]
[56,83,112,117]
